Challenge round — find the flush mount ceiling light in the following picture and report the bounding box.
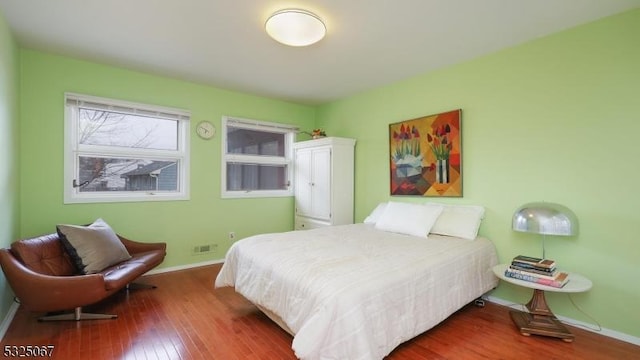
[265,9,326,47]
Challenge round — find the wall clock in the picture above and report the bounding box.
[196,121,215,139]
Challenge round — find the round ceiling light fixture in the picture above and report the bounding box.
[265,9,326,47]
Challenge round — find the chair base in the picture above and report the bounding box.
[37,282,157,321]
[38,307,117,322]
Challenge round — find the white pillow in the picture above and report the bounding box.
[375,201,443,238]
[426,203,485,240]
[57,218,132,274]
[363,202,388,224]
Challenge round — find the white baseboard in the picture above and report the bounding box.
[144,258,225,275]
[485,295,640,346]
[0,301,20,341]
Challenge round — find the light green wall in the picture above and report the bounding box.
[19,50,316,269]
[4,5,639,341]
[317,9,640,338]
[0,12,20,319]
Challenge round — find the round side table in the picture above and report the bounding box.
[493,263,592,342]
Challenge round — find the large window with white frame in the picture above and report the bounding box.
[221,116,296,198]
[64,93,190,203]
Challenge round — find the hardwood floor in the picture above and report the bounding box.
[1,264,638,359]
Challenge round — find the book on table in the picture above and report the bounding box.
[504,268,570,288]
[509,263,557,276]
[512,255,556,269]
[507,266,558,280]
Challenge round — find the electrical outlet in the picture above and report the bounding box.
[228,231,235,240]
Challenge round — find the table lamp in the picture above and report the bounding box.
[512,202,578,259]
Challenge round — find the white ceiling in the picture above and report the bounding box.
[1,1,638,105]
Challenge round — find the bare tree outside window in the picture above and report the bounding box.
[65,93,189,203]
[70,106,183,194]
[79,109,178,150]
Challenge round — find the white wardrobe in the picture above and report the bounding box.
[293,137,356,230]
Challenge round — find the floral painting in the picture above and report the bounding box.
[389,109,462,197]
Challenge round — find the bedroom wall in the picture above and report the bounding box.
[18,50,316,269]
[0,12,20,324]
[316,9,640,339]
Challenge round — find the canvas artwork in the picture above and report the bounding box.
[389,109,462,197]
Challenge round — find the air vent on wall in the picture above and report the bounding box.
[192,244,217,255]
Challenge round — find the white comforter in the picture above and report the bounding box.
[215,224,498,360]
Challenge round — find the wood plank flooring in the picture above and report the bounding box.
[1,264,638,359]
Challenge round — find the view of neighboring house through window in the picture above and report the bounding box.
[64,93,190,203]
[221,116,296,198]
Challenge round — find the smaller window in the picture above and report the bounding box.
[64,93,190,203]
[221,116,296,198]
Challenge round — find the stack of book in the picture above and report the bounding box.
[505,255,569,288]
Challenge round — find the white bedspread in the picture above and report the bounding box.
[215,224,498,360]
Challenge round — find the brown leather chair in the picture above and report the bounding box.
[0,232,166,321]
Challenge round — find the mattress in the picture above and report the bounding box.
[215,223,498,360]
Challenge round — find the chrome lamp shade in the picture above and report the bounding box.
[512,202,579,236]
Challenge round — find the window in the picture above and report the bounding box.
[221,116,296,198]
[64,93,190,203]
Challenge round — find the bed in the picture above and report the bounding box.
[215,203,499,360]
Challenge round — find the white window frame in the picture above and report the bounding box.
[221,116,296,198]
[64,93,190,204]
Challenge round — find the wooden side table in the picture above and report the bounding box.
[492,264,592,342]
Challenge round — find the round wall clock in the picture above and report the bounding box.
[196,121,215,139]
